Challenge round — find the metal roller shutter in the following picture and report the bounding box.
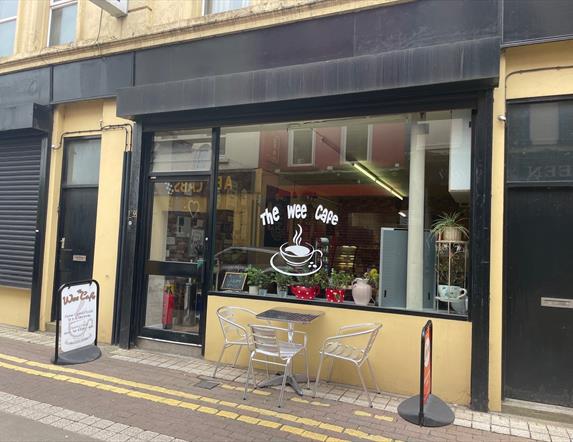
[0,137,42,289]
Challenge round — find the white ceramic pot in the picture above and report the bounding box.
[442,227,462,241]
[248,285,259,295]
[352,278,372,306]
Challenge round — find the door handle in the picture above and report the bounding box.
[60,237,66,249]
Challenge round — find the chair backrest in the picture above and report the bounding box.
[216,306,254,343]
[362,323,382,358]
[249,324,280,356]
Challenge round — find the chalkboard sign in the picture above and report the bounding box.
[221,272,247,291]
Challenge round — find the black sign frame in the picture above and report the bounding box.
[53,279,102,366]
[220,272,248,291]
[397,320,454,427]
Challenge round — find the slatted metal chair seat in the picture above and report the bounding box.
[323,341,365,362]
[243,324,310,408]
[313,322,382,407]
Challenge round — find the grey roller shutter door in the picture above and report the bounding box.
[0,137,42,289]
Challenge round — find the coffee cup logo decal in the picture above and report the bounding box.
[261,203,337,276]
[271,224,323,276]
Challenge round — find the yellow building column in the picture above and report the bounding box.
[488,52,506,413]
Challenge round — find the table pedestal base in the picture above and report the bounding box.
[258,374,307,396]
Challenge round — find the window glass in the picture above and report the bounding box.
[289,129,313,165]
[0,20,15,57]
[152,130,212,173]
[344,124,370,162]
[214,110,472,316]
[0,0,18,19]
[207,0,249,14]
[65,138,101,186]
[49,2,77,46]
[507,101,573,183]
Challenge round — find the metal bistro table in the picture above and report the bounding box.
[255,307,324,396]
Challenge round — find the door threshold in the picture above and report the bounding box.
[502,398,573,425]
[135,336,203,359]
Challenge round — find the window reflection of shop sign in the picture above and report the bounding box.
[397,321,454,427]
[170,174,254,196]
[53,280,101,366]
[221,272,248,291]
[259,203,338,277]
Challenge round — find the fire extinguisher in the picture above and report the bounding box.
[162,285,174,330]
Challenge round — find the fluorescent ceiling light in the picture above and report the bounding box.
[352,162,404,200]
[399,211,407,218]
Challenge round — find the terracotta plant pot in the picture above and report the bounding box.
[326,288,345,303]
[291,285,319,300]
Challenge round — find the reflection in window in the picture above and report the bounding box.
[213,111,472,316]
[342,124,371,162]
[152,130,212,173]
[49,0,77,46]
[0,0,18,57]
[507,100,573,183]
[65,138,101,186]
[205,0,249,14]
[288,128,314,166]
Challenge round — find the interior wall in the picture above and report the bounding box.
[205,295,473,405]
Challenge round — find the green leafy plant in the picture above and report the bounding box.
[430,211,469,240]
[310,269,329,289]
[363,268,379,288]
[274,272,293,289]
[246,266,266,287]
[329,269,352,289]
[296,269,328,288]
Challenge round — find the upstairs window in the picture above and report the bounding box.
[204,0,250,15]
[288,128,315,166]
[48,0,77,46]
[0,0,18,57]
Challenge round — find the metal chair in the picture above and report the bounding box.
[243,324,309,408]
[212,306,260,378]
[313,323,382,407]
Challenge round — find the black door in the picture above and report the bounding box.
[53,138,101,317]
[139,177,210,344]
[505,187,573,407]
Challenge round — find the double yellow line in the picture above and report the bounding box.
[0,352,394,442]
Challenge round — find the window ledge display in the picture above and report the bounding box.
[209,291,469,321]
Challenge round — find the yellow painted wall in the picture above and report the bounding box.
[39,99,131,344]
[205,296,472,405]
[0,287,30,328]
[488,39,573,412]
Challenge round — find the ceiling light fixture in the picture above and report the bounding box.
[352,162,404,200]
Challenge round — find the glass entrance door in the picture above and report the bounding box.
[141,177,210,343]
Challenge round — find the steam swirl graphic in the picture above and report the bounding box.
[293,224,303,246]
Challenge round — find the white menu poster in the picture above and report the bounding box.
[60,281,98,352]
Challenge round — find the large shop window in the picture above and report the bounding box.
[213,110,473,316]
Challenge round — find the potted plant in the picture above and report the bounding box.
[246,266,265,295]
[291,270,327,300]
[430,211,469,241]
[257,272,272,296]
[274,272,293,297]
[326,270,352,303]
